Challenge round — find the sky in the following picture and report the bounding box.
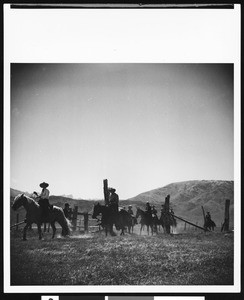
[10,63,234,199]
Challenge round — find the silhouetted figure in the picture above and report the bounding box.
[63,203,72,220]
[37,182,52,220]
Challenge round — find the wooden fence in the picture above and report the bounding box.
[70,206,101,233]
[11,207,101,234]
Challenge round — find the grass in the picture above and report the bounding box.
[10,227,234,285]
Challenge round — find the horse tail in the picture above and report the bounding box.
[56,208,72,236]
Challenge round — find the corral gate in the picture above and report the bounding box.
[71,206,101,233]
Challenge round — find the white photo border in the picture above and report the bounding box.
[4,4,241,293]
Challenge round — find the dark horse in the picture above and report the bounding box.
[204,219,216,231]
[159,212,177,233]
[135,207,154,235]
[12,194,71,240]
[92,203,133,236]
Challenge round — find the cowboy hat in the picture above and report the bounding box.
[40,182,49,188]
[108,187,116,192]
[65,203,70,207]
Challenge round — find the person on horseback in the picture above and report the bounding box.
[108,188,119,218]
[108,187,119,213]
[145,201,152,214]
[206,211,211,221]
[152,205,157,216]
[161,204,165,215]
[37,182,52,220]
[63,203,72,220]
[128,205,134,216]
[108,187,120,230]
[204,211,216,230]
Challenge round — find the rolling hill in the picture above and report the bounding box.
[127,180,234,227]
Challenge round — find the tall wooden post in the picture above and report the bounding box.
[164,194,171,234]
[221,199,230,232]
[72,206,78,231]
[103,179,109,205]
[84,213,89,233]
[201,206,206,227]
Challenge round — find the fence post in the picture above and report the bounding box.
[72,206,78,231]
[103,179,109,205]
[221,199,230,232]
[164,194,171,234]
[16,214,19,231]
[201,206,206,227]
[84,213,88,233]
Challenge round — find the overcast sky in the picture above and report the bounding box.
[10,63,233,199]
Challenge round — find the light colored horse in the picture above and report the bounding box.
[12,193,71,240]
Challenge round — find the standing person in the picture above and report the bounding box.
[38,182,51,219]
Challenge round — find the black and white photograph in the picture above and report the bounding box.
[9,63,235,286]
[3,2,241,295]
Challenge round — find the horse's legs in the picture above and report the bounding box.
[48,223,50,232]
[110,224,115,236]
[128,225,131,234]
[37,223,42,240]
[23,223,30,241]
[44,223,46,233]
[50,222,56,239]
[140,224,143,235]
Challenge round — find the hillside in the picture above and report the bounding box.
[127,180,234,227]
[10,180,234,228]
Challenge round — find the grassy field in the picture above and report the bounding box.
[10,226,234,285]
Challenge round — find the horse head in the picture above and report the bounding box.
[12,193,26,211]
[92,202,101,219]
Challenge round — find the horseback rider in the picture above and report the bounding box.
[145,201,152,217]
[108,187,119,213]
[206,211,211,221]
[128,205,134,216]
[63,203,72,220]
[37,182,52,220]
[160,204,165,216]
[108,187,120,229]
[152,205,157,216]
